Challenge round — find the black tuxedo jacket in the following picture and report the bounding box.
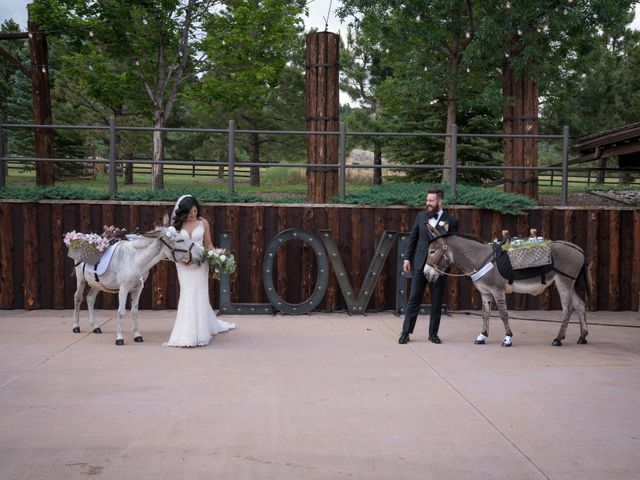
[405,210,459,271]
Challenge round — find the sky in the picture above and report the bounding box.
[0,0,347,32]
[2,0,639,34]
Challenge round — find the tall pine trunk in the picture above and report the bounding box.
[373,142,382,185]
[502,58,539,199]
[442,96,457,184]
[151,116,165,190]
[249,132,260,187]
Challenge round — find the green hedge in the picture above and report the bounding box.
[337,183,537,215]
[0,186,303,204]
[0,183,535,214]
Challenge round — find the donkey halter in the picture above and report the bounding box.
[428,241,479,278]
[159,236,195,263]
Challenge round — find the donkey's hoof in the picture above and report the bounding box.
[93,327,102,334]
[115,339,124,346]
[134,336,144,343]
[72,327,80,333]
[577,337,588,345]
[474,339,485,345]
[501,342,512,347]
[552,339,562,347]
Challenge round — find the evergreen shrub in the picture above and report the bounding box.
[338,183,536,215]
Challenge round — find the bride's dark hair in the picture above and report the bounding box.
[172,196,201,231]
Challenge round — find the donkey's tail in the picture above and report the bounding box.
[576,255,591,297]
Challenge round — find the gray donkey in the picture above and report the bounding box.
[72,226,203,345]
[423,225,589,347]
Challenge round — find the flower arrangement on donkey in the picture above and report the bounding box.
[204,248,236,279]
[63,231,111,263]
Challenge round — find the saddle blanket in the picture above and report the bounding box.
[84,242,120,276]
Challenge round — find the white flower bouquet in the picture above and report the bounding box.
[204,248,237,280]
[63,230,110,264]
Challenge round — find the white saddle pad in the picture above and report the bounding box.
[84,242,119,276]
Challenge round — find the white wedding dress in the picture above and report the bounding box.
[164,220,235,347]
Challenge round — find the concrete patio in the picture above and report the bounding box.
[1,308,639,479]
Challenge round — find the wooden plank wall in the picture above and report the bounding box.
[0,201,638,312]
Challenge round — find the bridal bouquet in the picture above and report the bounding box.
[63,230,111,263]
[205,248,237,280]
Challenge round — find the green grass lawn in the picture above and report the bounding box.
[4,162,638,201]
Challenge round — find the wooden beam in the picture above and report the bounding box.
[0,32,31,40]
[0,45,31,77]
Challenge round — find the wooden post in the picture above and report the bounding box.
[27,17,54,186]
[0,204,15,308]
[306,32,340,203]
[503,56,538,199]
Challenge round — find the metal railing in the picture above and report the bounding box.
[2,117,633,206]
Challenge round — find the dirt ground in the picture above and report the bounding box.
[537,190,640,207]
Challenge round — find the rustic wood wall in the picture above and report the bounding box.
[0,201,638,312]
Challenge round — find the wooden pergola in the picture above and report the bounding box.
[574,122,640,183]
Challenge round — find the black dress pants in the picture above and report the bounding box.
[401,269,448,336]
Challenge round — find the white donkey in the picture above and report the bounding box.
[72,226,203,345]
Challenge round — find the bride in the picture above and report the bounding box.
[164,195,235,347]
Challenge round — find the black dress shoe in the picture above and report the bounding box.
[428,334,442,344]
[398,333,410,344]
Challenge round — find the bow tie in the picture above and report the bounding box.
[428,213,439,220]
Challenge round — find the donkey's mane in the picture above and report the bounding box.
[129,235,156,249]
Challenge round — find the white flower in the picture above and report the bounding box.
[438,221,445,227]
[166,226,177,237]
[219,254,227,262]
[208,249,214,256]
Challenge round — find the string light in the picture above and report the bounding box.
[89,29,95,37]
[416,15,421,22]
[142,17,148,25]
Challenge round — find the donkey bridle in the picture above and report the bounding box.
[427,241,495,278]
[159,237,195,263]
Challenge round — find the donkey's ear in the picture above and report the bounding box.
[427,224,441,238]
[143,228,161,238]
[163,213,170,227]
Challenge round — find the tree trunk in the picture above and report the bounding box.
[27,19,54,186]
[306,32,340,203]
[502,58,539,199]
[442,96,457,184]
[218,150,225,179]
[151,117,164,190]
[618,154,634,185]
[123,153,133,185]
[596,158,606,184]
[373,142,382,185]
[249,131,260,187]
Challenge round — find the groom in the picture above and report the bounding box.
[399,188,458,345]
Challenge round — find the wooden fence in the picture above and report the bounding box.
[0,201,638,312]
